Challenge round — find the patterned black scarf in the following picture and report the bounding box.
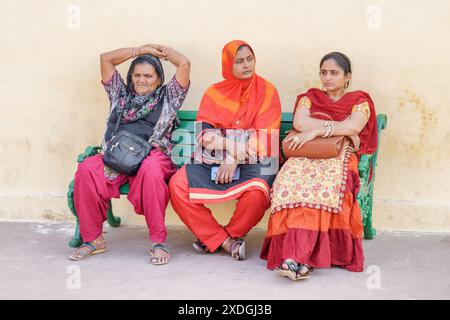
[116,54,165,123]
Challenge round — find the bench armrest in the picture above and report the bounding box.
[77,146,102,163]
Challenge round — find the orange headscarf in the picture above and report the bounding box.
[196,40,281,131]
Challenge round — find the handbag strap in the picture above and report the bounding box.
[285,112,333,135]
[310,111,333,121]
[111,107,125,137]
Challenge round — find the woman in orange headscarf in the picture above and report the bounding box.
[169,40,281,260]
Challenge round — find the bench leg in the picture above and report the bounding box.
[106,200,121,227]
[363,195,376,240]
[358,186,377,240]
[67,179,83,247]
[69,220,83,248]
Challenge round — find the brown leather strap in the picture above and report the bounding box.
[310,112,333,121]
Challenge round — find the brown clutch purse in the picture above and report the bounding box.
[282,112,346,159]
[282,131,345,159]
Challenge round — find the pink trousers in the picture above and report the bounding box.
[73,149,177,243]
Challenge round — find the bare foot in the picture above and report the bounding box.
[298,264,313,277]
[277,259,301,280]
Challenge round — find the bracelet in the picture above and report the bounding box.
[131,47,138,58]
[329,123,335,137]
[326,123,332,137]
[322,122,327,138]
[322,122,331,138]
[132,46,144,58]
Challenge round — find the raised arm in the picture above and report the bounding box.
[100,46,166,83]
[139,44,190,88]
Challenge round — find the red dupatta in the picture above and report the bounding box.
[294,88,378,155]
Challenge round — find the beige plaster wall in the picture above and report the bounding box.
[1,0,449,232]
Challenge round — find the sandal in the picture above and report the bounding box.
[68,238,106,261]
[277,259,309,281]
[298,264,314,278]
[149,243,170,265]
[192,239,211,254]
[222,237,246,261]
[277,259,300,280]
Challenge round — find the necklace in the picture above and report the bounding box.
[328,92,344,102]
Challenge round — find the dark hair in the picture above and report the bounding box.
[126,54,165,92]
[320,52,352,75]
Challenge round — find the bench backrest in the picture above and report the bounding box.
[170,110,387,168]
[170,111,293,167]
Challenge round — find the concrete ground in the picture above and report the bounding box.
[0,221,449,300]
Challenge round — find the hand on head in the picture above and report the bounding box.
[139,44,170,60]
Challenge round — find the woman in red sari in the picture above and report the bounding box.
[260,52,378,280]
[170,40,281,260]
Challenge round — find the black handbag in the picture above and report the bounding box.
[102,106,154,176]
[103,90,177,176]
[103,128,151,176]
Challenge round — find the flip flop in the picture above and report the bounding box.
[149,243,170,265]
[192,240,211,254]
[230,238,246,261]
[68,240,106,261]
[277,259,309,280]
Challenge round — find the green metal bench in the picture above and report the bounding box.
[67,110,387,247]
